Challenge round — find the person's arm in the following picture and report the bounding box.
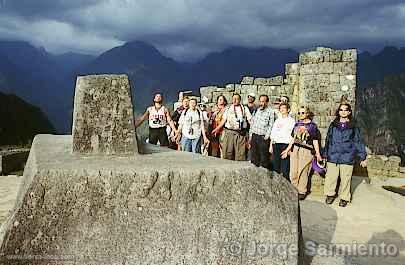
[354,127,368,167]
[281,138,294,159]
[165,108,177,133]
[312,124,322,161]
[212,109,227,135]
[245,106,252,124]
[323,124,333,158]
[175,112,185,143]
[200,113,209,144]
[135,109,149,128]
[264,109,275,140]
[281,123,296,158]
[313,140,322,161]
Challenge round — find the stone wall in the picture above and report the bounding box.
[176,47,357,143]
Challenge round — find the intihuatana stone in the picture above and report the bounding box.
[72,74,138,155]
[0,135,302,265]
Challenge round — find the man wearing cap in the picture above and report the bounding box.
[247,93,258,115]
[246,93,258,161]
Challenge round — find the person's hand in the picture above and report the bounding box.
[281,149,290,159]
[360,160,367,168]
[211,128,218,135]
[204,137,210,145]
[269,144,273,154]
[316,154,323,162]
[247,139,251,150]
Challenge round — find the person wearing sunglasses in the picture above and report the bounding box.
[281,106,322,200]
[323,103,367,207]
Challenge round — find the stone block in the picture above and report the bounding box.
[72,74,138,155]
[225,83,235,91]
[316,47,332,62]
[388,156,402,164]
[241,84,258,95]
[0,135,301,265]
[267,76,284,85]
[388,171,402,178]
[0,150,29,175]
[300,64,319,75]
[318,62,334,74]
[286,74,299,85]
[235,84,242,94]
[241,76,254,85]
[330,50,343,62]
[342,49,357,62]
[257,85,271,96]
[216,86,235,92]
[333,62,356,75]
[300,51,323,64]
[280,84,293,96]
[253,78,267,85]
[330,74,340,84]
[285,63,300,75]
[200,86,215,102]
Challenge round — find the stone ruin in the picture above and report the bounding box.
[180,46,405,183]
[0,74,311,265]
[177,47,357,142]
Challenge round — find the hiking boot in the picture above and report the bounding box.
[325,196,335,204]
[339,200,349,207]
[298,193,306,201]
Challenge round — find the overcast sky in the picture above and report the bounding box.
[1,0,405,61]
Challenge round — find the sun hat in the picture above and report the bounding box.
[312,158,327,176]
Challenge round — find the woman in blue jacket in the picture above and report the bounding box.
[323,103,367,207]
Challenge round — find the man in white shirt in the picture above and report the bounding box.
[270,102,296,179]
[212,94,252,161]
[176,98,209,153]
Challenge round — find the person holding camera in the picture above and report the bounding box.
[248,95,275,169]
[212,94,252,161]
[176,98,209,153]
[135,93,177,146]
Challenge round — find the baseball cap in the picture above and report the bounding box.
[248,93,256,98]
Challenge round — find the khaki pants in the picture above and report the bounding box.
[221,129,246,161]
[324,162,353,201]
[290,146,313,195]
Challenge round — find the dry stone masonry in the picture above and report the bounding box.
[195,47,357,142]
[0,74,314,265]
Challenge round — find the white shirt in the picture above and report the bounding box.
[147,106,168,128]
[179,109,204,139]
[223,105,252,130]
[270,115,295,144]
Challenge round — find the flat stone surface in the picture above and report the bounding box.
[0,135,300,265]
[72,74,137,155]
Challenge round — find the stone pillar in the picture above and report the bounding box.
[298,47,357,142]
[72,74,138,155]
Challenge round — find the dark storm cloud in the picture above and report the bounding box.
[0,0,405,60]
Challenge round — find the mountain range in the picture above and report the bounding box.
[0,40,404,157]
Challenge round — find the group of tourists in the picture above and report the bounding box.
[135,92,367,207]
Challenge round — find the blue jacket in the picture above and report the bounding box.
[323,120,367,165]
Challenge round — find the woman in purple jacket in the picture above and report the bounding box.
[323,103,367,207]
